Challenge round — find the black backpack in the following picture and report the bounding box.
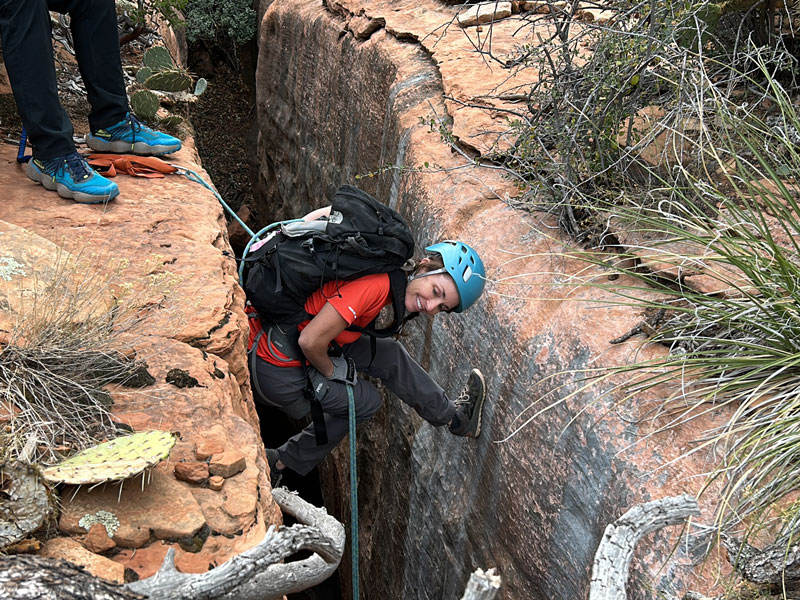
[242,185,415,337]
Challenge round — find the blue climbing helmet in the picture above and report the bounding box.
[424,241,485,313]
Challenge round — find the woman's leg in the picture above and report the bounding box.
[343,336,457,426]
[252,355,382,476]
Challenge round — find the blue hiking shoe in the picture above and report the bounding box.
[26,152,119,204]
[86,113,181,155]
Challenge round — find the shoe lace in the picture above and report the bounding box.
[453,384,471,409]
[126,113,143,135]
[56,152,92,181]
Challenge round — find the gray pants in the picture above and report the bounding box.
[251,335,456,475]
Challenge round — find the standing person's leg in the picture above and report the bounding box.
[0,0,74,159]
[48,0,127,130]
[53,0,181,155]
[0,0,118,202]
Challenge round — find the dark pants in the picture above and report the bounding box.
[252,335,457,476]
[0,0,128,159]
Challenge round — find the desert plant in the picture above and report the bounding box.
[130,46,205,125]
[0,250,179,466]
[512,67,800,548]
[184,0,257,46]
[41,430,176,485]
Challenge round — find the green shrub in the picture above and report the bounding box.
[184,0,257,45]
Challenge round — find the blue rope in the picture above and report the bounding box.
[170,165,300,285]
[347,384,359,600]
[171,165,255,238]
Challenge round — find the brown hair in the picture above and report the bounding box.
[412,254,445,276]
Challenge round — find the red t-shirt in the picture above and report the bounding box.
[247,273,391,367]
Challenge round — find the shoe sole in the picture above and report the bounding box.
[26,163,119,204]
[464,368,487,438]
[86,137,181,156]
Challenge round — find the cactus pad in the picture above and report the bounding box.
[143,46,174,71]
[158,115,184,130]
[130,90,160,121]
[144,70,193,93]
[41,431,176,485]
[136,67,154,84]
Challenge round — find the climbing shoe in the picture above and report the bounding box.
[266,448,284,488]
[26,152,119,204]
[86,112,181,156]
[449,368,487,438]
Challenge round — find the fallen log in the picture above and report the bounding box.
[720,532,800,588]
[460,567,502,600]
[589,494,700,600]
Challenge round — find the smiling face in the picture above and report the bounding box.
[405,262,460,316]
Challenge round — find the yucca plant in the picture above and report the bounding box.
[533,57,800,545]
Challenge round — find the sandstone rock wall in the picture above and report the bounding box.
[256,1,724,598]
[0,140,280,580]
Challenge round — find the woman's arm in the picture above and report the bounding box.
[302,206,332,222]
[297,302,348,377]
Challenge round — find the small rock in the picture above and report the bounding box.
[84,522,116,554]
[208,451,246,478]
[174,461,209,484]
[195,439,224,461]
[458,2,512,27]
[41,538,126,583]
[349,15,385,39]
[208,476,224,491]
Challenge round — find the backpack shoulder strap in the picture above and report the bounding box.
[346,269,409,338]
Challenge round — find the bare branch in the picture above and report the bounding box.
[124,487,344,600]
[589,495,700,600]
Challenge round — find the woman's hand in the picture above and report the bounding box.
[297,302,348,376]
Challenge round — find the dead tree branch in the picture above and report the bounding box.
[721,533,800,588]
[460,567,502,600]
[589,495,700,600]
[125,487,345,599]
[0,555,144,600]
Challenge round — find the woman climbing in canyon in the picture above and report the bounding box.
[245,192,487,487]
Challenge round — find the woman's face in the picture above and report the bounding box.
[405,266,460,316]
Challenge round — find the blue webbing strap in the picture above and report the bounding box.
[17,127,30,163]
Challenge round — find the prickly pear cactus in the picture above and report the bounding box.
[144,70,193,93]
[130,89,160,121]
[158,115,184,130]
[142,46,174,71]
[41,431,176,485]
[136,66,154,84]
